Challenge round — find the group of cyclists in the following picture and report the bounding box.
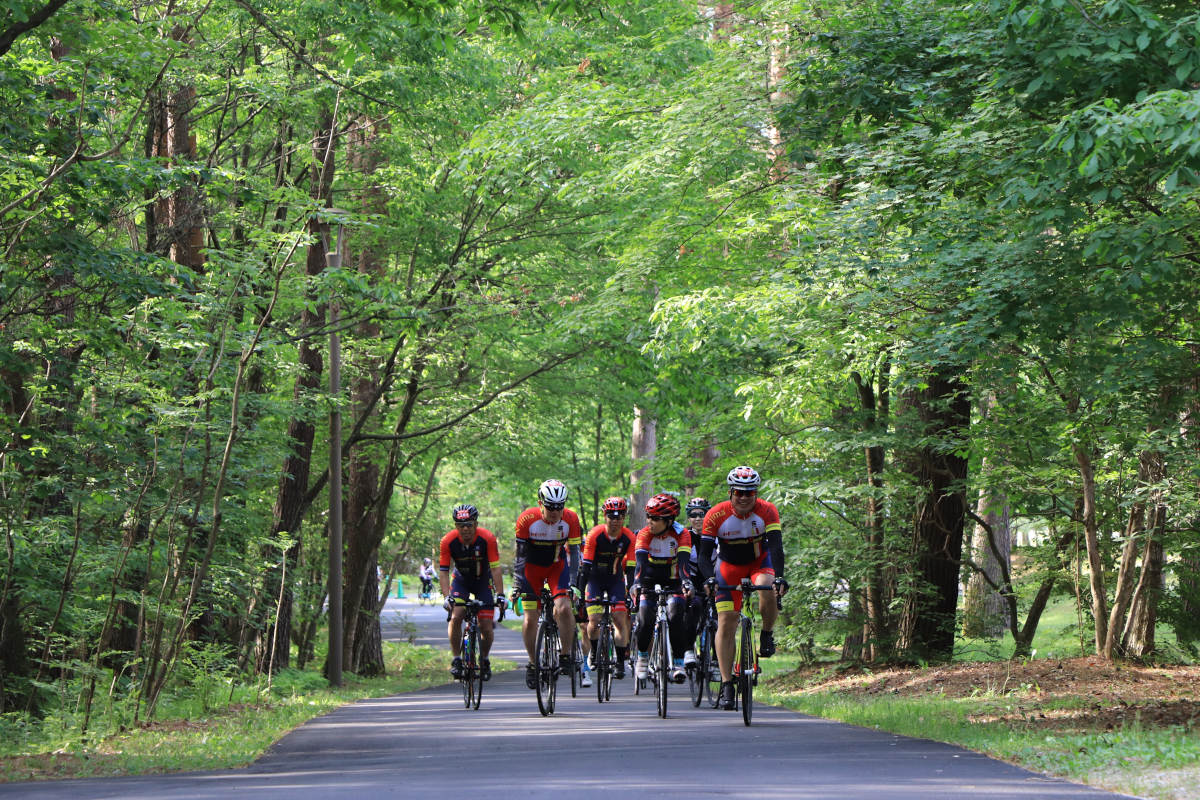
[432,464,788,711]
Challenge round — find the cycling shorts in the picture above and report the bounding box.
[585,573,628,616]
[515,559,570,607]
[450,576,495,620]
[714,554,774,613]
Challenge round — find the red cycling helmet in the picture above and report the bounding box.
[644,493,681,520]
[602,497,628,514]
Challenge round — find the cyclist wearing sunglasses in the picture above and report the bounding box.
[514,479,583,690]
[439,503,506,681]
[696,466,788,710]
[575,496,635,679]
[680,497,712,669]
[632,493,694,684]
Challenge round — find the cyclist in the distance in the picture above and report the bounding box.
[632,493,693,684]
[418,558,436,600]
[575,496,635,679]
[439,504,506,681]
[697,465,788,710]
[513,479,582,690]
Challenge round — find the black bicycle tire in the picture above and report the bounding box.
[704,625,721,708]
[469,624,482,710]
[740,616,753,726]
[656,619,669,718]
[603,623,614,701]
[535,621,557,716]
[596,624,610,703]
[688,624,703,707]
[461,624,473,709]
[570,635,581,698]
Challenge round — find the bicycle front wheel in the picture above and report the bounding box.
[469,627,483,710]
[656,620,669,718]
[596,626,610,703]
[570,636,582,698]
[740,617,753,726]
[461,629,473,709]
[535,622,559,716]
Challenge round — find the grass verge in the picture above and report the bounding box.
[0,642,513,783]
[761,669,1199,800]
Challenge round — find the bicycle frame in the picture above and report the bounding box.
[712,578,781,726]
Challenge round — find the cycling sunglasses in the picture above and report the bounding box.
[604,510,626,519]
[542,502,565,511]
[648,515,675,523]
[731,489,757,497]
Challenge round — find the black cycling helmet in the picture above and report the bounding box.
[685,497,710,515]
[452,503,478,523]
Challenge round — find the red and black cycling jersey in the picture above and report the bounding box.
[634,523,691,582]
[581,525,634,577]
[700,499,780,566]
[514,507,582,568]
[438,527,499,580]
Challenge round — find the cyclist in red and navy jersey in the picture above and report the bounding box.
[696,466,788,710]
[514,479,582,690]
[574,496,635,679]
[632,493,694,684]
[439,503,506,681]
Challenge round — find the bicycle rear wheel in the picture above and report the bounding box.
[655,620,669,718]
[535,622,558,716]
[740,617,753,726]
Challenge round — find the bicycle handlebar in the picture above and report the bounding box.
[707,580,784,610]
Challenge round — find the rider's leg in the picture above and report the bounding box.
[552,594,574,657]
[715,610,737,681]
[614,608,630,647]
[448,605,465,657]
[756,570,778,632]
[522,604,538,663]
[480,616,494,656]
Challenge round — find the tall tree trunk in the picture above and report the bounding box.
[256,104,336,673]
[896,371,970,662]
[1071,442,1109,654]
[340,116,388,676]
[851,358,891,661]
[962,396,1011,642]
[630,405,657,532]
[1121,448,1167,659]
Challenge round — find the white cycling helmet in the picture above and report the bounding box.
[726,465,761,490]
[537,479,568,505]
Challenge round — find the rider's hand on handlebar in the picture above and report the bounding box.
[703,577,717,596]
[773,577,789,596]
[442,597,454,612]
[681,579,694,597]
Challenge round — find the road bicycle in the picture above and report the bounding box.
[589,591,620,703]
[534,587,563,716]
[637,583,678,718]
[711,578,782,726]
[458,599,486,709]
[689,590,720,708]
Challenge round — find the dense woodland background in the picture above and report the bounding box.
[2,0,1199,731]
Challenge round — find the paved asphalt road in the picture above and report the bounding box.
[0,596,1140,799]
